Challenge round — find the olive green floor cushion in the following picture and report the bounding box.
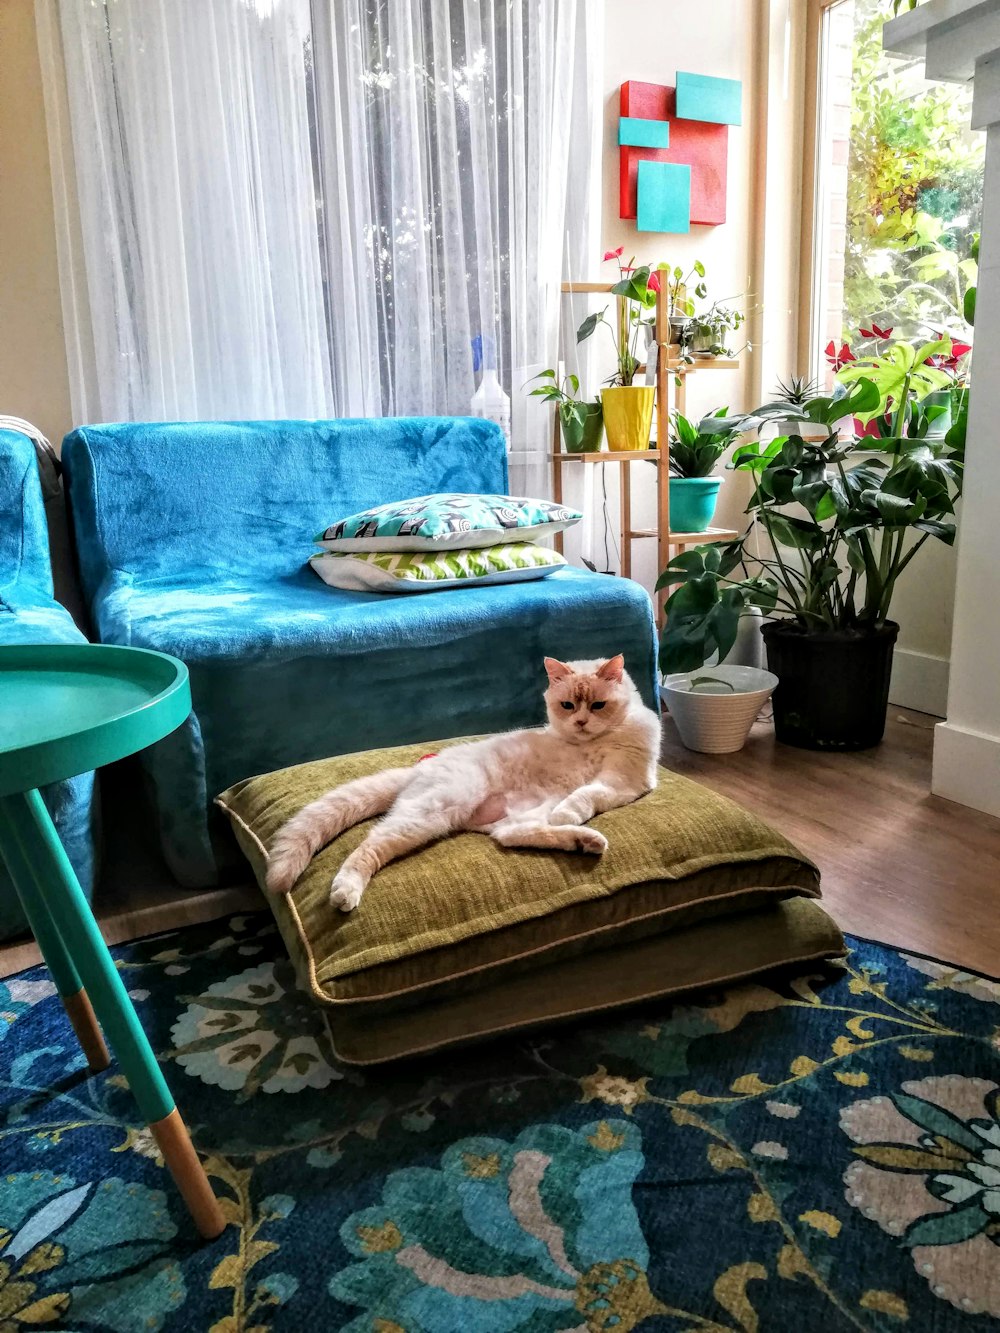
[217,738,844,1064]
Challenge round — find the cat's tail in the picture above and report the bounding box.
[265,767,412,895]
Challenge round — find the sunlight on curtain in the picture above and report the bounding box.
[38,0,334,422]
[37,0,601,495]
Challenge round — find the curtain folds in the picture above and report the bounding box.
[37,0,601,493]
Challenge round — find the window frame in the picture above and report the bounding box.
[797,0,849,377]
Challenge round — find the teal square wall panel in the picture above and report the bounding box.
[675,72,742,126]
[636,159,690,233]
[618,116,670,148]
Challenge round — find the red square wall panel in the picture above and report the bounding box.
[619,80,728,227]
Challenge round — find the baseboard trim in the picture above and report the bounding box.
[932,721,1000,819]
[889,647,949,717]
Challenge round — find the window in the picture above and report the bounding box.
[810,0,982,384]
[39,0,598,496]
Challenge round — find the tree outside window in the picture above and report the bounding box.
[817,0,982,383]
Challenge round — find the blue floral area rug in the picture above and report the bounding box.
[1,912,999,1332]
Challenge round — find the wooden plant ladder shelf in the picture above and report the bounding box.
[551,282,739,620]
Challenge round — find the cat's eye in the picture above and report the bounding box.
[560,701,574,710]
[591,701,606,711]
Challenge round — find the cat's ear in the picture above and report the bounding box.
[544,657,574,683]
[596,655,624,683]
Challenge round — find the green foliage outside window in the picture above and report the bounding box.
[844,0,982,342]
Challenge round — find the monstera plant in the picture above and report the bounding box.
[658,350,965,751]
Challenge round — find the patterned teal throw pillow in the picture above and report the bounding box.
[315,493,581,553]
[310,542,566,593]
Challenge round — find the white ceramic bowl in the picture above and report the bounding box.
[660,664,778,754]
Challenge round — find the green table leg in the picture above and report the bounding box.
[0,789,224,1239]
[0,797,109,1070]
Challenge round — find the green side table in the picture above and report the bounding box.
[0,643,224,1240]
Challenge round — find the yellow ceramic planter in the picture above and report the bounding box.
[601,385,655,451]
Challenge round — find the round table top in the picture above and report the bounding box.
[0,644,191,797]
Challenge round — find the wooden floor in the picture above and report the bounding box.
[660,706,1000,977]
[2,707,998,979]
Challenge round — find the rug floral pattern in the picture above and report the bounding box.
[0,913,998,1331]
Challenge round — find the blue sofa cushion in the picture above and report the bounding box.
[0,430,97,937]
[63,417,509,586]
[63,419,658,887]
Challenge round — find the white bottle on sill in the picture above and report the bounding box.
[470,368,511,450]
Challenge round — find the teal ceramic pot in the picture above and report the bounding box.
[669,476,722,532]
[923,389,953,438]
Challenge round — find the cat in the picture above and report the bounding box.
[265,654,661,913]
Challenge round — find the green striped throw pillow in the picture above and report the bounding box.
[309,542,566,593]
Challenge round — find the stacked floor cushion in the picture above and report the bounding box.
[62,418,658,887]
[0,430,97,938]
[218,738,844,1064]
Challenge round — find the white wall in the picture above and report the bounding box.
[0,0,72,448]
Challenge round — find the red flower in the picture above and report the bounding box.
[853,416,883,439]
[859,323,893,340]
[944,339,972,371]
[647,270,661,293]
[929,332,973,372]
[825,340,855,371]
[603,246,625,262]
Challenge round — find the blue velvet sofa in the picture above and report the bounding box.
[62,418,658,887]
[0,430,97,937]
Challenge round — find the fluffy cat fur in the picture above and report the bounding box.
[265,654,660,912]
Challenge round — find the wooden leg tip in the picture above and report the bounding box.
[150,1108,227,1241]
[62,989,111,1072]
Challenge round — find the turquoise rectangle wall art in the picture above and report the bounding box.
[619,117,670,149]
[675,72,743,127]
[636,160,691,233]
[618,72,741,231]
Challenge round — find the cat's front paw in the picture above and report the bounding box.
[573,828,608,855]
[329,867,366,913]
[550,800,585,826]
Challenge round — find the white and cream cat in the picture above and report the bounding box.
[266,654,660,912]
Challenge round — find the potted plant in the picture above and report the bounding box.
[660,665,778,754]
[689,301,746,357]
[668,408,740,533]
[526,369,603,452]
[657,351,964,751]
[659,260,707,347]
[752,373,832,443]
[846,324,971,441]
[576,249,658,451]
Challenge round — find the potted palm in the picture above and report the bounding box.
[657,345,965,751]
[576,249,658,451]
[669,408,740,532]
[526,369,603,452]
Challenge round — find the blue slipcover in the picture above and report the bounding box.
[0,430,97,937]
[63,418,658,886]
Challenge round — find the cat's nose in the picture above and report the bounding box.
[574,718,587,728]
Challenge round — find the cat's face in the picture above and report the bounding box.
[543,655,630,742]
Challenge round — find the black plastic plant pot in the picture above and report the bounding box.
[760,620,899,751]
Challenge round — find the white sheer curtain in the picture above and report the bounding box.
[37,0,602,494]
